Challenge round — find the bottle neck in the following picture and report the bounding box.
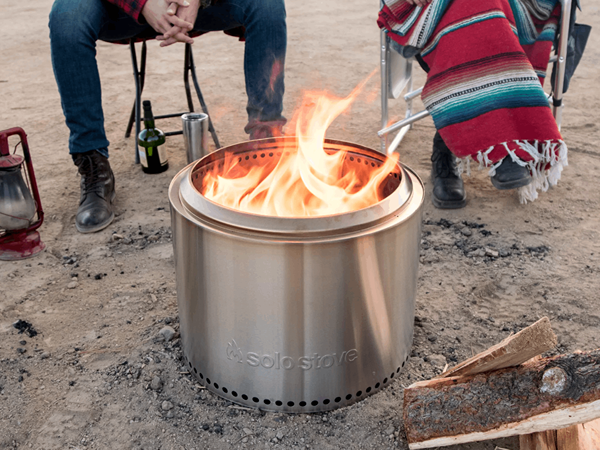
[143,104,155,130]
[144,117,156,130]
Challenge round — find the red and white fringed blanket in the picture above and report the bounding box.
[378,0,567,203]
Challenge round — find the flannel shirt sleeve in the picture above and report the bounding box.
[105,0,149,23]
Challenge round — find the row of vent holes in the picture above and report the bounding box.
[346,156,398,179]
[238,152,281,163]
[192,153,392,178]
[186,358,407,408]
[348,156,383,169]
[194,162,225,178]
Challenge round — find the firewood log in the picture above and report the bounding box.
[520,430,557,450]
[404,349,600,449]
[519,419,600,450]
[438,317,557,378]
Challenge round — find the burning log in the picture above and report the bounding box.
[519,418,600,450]
[437,317,557,378]
[403,349,600,449]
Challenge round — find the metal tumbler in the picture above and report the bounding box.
[182,113,210,163]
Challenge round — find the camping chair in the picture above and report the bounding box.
[378,0,574,155]
[126,40,220,164]
[104,27,244,164]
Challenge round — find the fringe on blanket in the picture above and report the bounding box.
[456,140,568,204]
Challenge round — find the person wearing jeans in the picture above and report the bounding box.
[49,0,287,233]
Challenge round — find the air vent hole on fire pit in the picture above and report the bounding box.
[184,358,408,410]
[181,323,412,411]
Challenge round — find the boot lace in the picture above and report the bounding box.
[431,147,458,179]
[78,154,107,195]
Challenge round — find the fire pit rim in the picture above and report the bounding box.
[179,137,412,235]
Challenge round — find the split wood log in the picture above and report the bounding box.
[557,418,600,450]
[520,430,557,450]
[519,419,600,450]
[438,317,557,378]
[404,349,600,449]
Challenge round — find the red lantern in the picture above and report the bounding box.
[0,127,45,261]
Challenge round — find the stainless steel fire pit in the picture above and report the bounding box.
[169,137,423,412]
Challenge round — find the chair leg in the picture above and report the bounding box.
[129,39,146,164]
[186,44,221,149]
[126,40,147,140]
[183,44,195,113]
[552,0,572,131]
[380,29,390,154]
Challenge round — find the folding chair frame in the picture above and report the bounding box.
[127,40,221,163]
[379,0,572,155]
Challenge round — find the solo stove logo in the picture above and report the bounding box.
[226,339,358,370]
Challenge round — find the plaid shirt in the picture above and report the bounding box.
[107,0,216,23]
[106,0,149,22]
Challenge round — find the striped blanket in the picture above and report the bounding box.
[378,0,567,203]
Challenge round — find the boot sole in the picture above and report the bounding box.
[490,176,533,191]
[431,193,467,209]
[76,191,116,234]
[430,172,467,209]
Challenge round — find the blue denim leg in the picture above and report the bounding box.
[195,0,287,127]
[49,0,115,158]
[49,0,286,159]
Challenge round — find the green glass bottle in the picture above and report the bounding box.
[138,100,168,174]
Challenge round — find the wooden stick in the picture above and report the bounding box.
[404,349,600,449]
[438,317,557,378]
[520,431,557,450]
[520,419,600,450]
[557,418,600,450]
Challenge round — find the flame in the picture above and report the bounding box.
[201,79,399,217]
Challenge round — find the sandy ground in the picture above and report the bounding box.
[1,1,600,449]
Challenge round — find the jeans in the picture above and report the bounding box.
[49,0,287,158]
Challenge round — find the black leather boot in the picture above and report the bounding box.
[73,151,115,233]
[431,132,467,209]
[490,157,532,190]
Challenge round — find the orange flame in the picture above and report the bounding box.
[201,78,399,217]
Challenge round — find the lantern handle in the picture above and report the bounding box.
[0,127,44,232]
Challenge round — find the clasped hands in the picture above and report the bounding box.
[141,0,200,47]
